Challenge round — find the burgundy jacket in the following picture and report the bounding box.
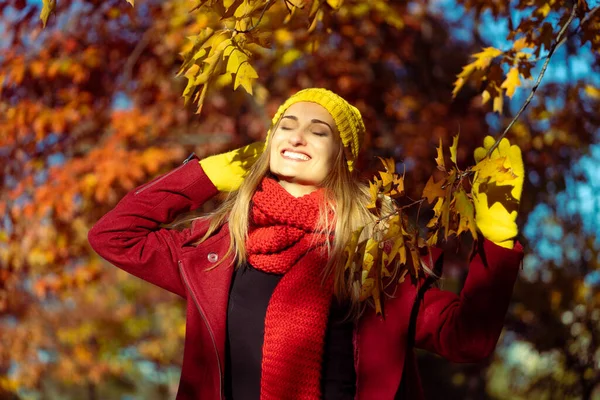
[88,156,524,400]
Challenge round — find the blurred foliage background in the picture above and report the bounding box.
[2,0,600,398]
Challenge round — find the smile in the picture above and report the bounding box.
[281,150,311,161]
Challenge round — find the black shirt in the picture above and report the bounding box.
[225,263,356,399]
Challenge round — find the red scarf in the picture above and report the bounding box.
[246,177,334,400]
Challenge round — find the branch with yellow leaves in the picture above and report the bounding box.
[348,4,587,314]
[488,4,578,155]
[345,132,521,315]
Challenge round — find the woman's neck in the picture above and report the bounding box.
[276,180,319,198]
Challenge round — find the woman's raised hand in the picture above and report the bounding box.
[472,136,525,249]
[199,141,264,192]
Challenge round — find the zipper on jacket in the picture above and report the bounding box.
[178,260,224,399]
[134,153,196,195]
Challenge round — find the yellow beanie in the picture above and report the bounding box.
[265,88,365,171]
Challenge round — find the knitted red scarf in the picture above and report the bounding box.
[246,177,334,400]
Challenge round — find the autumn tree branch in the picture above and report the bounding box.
[488,4,578,156]
[233,0,274,34]
[122,28,153,87]
[525,5,600,63]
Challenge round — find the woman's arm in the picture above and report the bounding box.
[88,156,219,298]
[414,239,523,362]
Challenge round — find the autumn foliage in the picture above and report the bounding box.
[2,0,600,398]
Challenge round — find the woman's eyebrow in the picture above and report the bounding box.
[311,119,333,132]
[282,115,333,132]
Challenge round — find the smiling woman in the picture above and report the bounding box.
[88,88,525,400]
[269,102,340,197]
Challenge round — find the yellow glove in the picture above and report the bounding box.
[199,141,263,192]
[472,136,524,249]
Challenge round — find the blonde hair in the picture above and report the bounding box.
[195,119,376,316]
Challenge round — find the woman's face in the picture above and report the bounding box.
[269,102,340,197]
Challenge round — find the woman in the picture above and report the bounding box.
[88,88,524,399]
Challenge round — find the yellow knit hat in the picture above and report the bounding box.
[265,88,365,171]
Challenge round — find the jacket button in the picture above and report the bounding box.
[207,253,219,263]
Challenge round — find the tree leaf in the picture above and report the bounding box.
[378,156,395,173]
[344,226,364,271]
[367,181,380,210]
[450,134,459,166]
[426,197,444,229]
[40,0,56,28]
[233,62,258,94]
[471,156,516,183]
[422,176,446,204]
[435,137,445,171]
[226,47,249,75]
[501,67,521,99]
[454,188,477,238]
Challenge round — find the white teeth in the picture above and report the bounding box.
[283,151,310,161]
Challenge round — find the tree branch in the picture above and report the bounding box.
[487,4,578,156]
[234,0,273,34]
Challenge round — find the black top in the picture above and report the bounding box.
[225,263,356,400]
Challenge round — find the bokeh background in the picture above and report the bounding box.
[2,0,600,398]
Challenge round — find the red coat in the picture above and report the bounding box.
[88,157,523,400]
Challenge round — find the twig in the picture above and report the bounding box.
[487,5,578,156]
[517,5,600,63]
[122,28,153,87]
[234,0,273,34]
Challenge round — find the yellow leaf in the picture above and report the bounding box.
[226,48,248,75]
[178,29,216,75]
[471,156,516,183]
[386,236,405,266]
[452,77,466,98]
[536,3,551,17]
[426,197,444,228]
[344,226,364,271]
[280,49,302,66]
[308,8,324,33]
[422,176,446,204]
[512,37,531,51]
[450,134,459,166]
[493,92,504,113]
[327,0,344,10]
[442,170,456,238]
[233,62,258,94]
[378,157,396,173]
[472,47,502,68]
[501,67,521,99]
[435,137,445,171]
[125,0,134,6]
[40,0,56,28]
[379,170,394,188]
[453,47,502,98]
[426,229,439,247]
[274,29,294,45]
[454,188,477,238]
[367,181,380,210]
[383,213,401,240]
[362,238,379,274]
[584,85,600,99]
[481,89,491,105]
[284,4,298,24]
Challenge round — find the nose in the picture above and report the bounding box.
[287,128,307,146]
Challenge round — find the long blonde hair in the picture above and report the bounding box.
[195,122,376,315]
